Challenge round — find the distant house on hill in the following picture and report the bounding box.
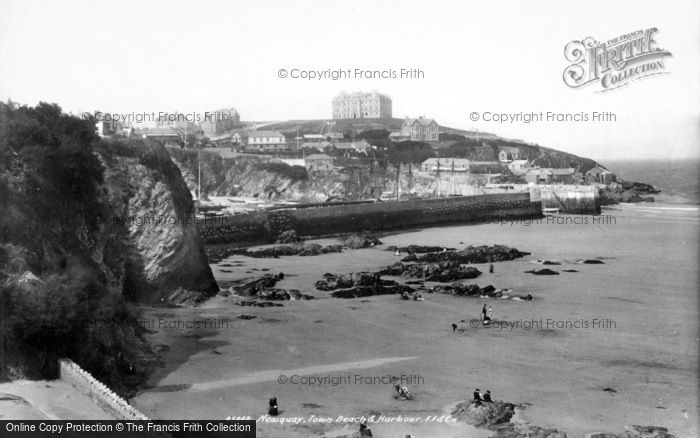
[233,130,289,152]
[400,117,439,142]
[585,166,614,185]
[305,154,334,172]
[498,146,521,162]
[389,131,410,142]
[303,134,326,143]
[421,158,469,173]
[525,168,576,184]
[507,159,529,175]
[200,108,240,136]
[143,128,182,147]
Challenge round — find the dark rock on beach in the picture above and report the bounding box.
[451,400,517,428]
[232,274,284,296]
[257,288,314,301]
[526,269,559,275]
[588,425,676,438]
[275,229,299,244]
[315,272,415,298]
[226,243,344,258]
[167,287,209,306]
[428,283,531,299]
[379,261,482,282]
[236,300,283,307]
[582,259,605,264]
[403,245,529,264]
[343,233,382,249]
[386,245,455,254]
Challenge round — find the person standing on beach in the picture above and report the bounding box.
[482,304,487,321]
[487,306,493,321]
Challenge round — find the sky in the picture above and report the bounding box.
[0,0,698,161]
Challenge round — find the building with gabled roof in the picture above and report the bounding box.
[400,117,439,142]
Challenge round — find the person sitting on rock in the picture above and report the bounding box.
[473,388,482,405]
[401,291,410,300]
[483,390,493,403]
[268,396,278,416]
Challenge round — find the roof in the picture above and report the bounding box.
[18,271,43,284]
[144,128,180,137]
[586,165,611,174]
[499,146,520,153]
[305,154,333,160]
[403,117,438,127]
[209,132,233,141]
[550,168,575,175]
[247,130,285,138]
[422,158,470,166]
[303,134,325,139]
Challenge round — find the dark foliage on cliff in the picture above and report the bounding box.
[254,162,308,181]
[386,141,435,164]
[0,102,154,394]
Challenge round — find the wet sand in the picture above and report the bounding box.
[131,205,699,437]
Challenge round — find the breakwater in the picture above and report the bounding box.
[483,184,600,214]
[199,192,542,246]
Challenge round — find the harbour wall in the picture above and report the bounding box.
[199,192,542,246]
[482,184,600,214]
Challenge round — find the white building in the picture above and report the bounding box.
[421,158,469,173]
[332,91,392,119]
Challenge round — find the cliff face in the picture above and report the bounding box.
[99,140,218,303]
[169,149,347,202]
[0,102,217,390]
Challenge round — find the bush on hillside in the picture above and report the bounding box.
[255,162,308,181]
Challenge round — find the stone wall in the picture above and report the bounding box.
[59,359,149,420]
[200,192,542,246]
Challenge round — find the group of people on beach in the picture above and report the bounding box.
[473,388,493,406]
[401,291,424,301]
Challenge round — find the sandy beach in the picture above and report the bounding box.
[131,204,699,437]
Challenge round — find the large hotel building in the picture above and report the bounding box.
[332,91,392,119]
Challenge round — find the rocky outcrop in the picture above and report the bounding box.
[403,245,529,264]
[232,274,284,296]
[386,245,455,254]
[275,229,299,243]
[600,180,660,205]
[526,269,559,275]
[230,273,312,301]
[451,397,674,438]
[451,400,517,428]
[222,243,344,259]
[99,140,218,303]
[434,284,533,300]
[315,272,414,298]
[343,233,382,249]
[379,261,482,282]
